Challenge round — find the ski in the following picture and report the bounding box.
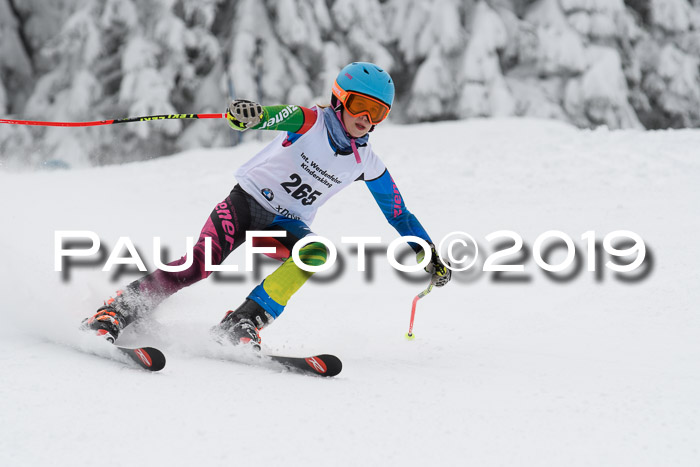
[267,353,342,377]
[115,346,167,372]
[214,348,343,377]
[210,328,341,376]
[78,328,167,371]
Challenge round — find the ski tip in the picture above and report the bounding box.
[122,347,167,372]
[143,347,167,372]
[307,354,342,377]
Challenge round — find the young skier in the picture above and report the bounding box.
[82,62,451,346]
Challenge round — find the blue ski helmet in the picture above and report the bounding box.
[332,62,395,109]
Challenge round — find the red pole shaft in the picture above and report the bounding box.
[407,295,421,336]
[406,283,434,338]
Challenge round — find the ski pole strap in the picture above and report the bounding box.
[0,113,226,127]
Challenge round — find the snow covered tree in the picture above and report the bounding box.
[458,1,515,118]
[391,0,466,121]
[15,0,231,165]
[564,46,643,129]
[0,0,34,114]
[20,3,104,166]
[635,0,700,127]
[3,0,700,168]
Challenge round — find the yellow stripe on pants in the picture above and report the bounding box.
[262,242,328,306]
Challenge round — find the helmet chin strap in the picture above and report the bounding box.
[334,107,362,164]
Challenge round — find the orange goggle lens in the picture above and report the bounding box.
[342,92,391,125]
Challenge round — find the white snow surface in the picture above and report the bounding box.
[1,118,699,466]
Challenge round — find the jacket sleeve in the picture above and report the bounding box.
[364,169,433,252]
[250,105,317,134]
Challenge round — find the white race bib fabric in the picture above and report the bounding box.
[235,110,386,225]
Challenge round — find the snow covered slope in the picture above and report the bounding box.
[1,118,699,466]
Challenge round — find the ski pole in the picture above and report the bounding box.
[0,112,226,127]
[405,282,434,340]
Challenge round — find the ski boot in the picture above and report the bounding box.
[81,291,129,343]
[216,299,274,350]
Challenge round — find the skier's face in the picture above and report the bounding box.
[342,109,372,138]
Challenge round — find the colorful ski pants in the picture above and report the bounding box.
[116,185,327,325]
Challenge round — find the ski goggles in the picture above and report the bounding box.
[332,81,391,125]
